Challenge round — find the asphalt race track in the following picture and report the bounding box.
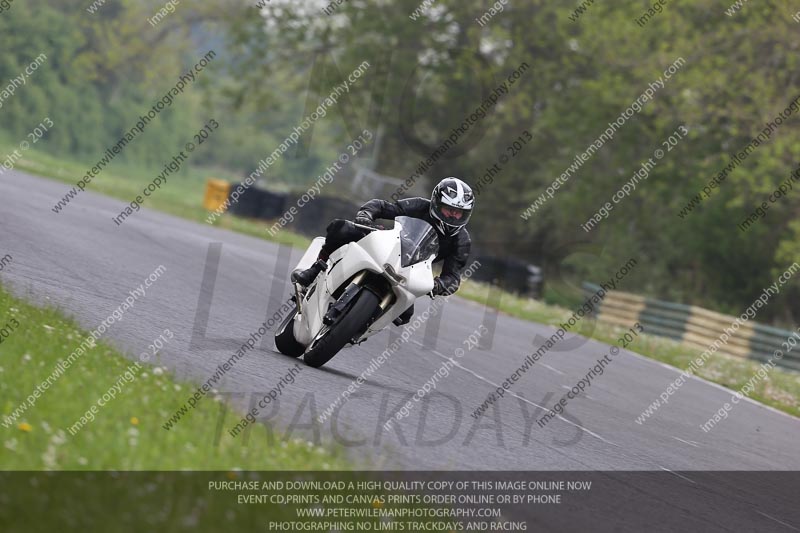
[3,170,800,477]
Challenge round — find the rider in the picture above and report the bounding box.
[291,177,474,325]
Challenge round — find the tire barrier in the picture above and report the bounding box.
[583,282,800,371]
[470,255,543,298]
[292,195,362,235]
[225,185,279,218]
[223,181,360,230]
[258,190,289,220]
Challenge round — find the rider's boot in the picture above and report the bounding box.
[292,259,328,287]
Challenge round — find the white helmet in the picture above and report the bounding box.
[430,177,474,235]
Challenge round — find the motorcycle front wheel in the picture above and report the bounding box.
[274,308,305,357]
[303,290,381,368]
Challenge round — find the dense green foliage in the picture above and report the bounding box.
[1,0,798,324]
[0,0,330,176]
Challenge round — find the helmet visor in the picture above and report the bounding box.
[436,203,471,227]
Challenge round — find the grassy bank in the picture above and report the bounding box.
[0,285,349,470]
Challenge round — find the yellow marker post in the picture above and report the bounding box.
[203,178,231,212]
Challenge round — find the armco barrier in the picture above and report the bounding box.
[584,282,800,371]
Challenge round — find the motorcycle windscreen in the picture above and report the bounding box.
[396,216,440,268]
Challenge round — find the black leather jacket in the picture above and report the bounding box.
[356,198,471,293]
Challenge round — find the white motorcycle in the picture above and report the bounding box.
[274,216,439,368]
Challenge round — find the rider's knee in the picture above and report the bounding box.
[326,218,348,235]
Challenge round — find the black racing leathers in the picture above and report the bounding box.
[354,197,471,294]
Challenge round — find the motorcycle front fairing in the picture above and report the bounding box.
[290,218,437,347]
[352,219,437,340]
[359,259,435,340]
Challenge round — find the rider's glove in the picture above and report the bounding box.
[431,277,451,296]
[355,215,383,230]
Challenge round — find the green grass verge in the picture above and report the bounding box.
[7,141,799,420]
[0,285,350,470]
[458,280,800,418]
